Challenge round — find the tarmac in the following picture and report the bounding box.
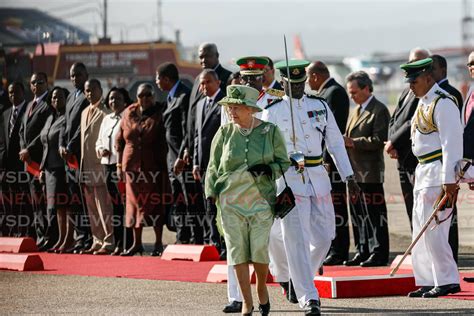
[1,143,474,314]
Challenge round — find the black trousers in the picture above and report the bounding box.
[327,170,349,261]
[399,169,458,262]
[1,171,34,237]
[349,182,389,262]
[104,164,132,249]
[171,172,191,243]
[65,167,91,249]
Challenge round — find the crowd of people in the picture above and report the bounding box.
[0,42,473,315]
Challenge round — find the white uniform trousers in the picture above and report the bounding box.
[268,218,290,282]
[412,187,460,286]
[227,264,242,302]
[278,193,335,307]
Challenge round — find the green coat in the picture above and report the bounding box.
[205,121,290,214]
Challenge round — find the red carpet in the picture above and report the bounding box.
[2,252,472,300]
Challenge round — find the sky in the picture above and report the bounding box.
[1,0,471,64]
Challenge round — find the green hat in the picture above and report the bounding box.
[218,85,262,112]
[274,59,310,83]
[236,56,269,75]
[400,58,433,83]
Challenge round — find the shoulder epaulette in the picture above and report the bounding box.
[435,90,458,106]
[305,94,327,102]
[264,97,283,109]
[266,88,285,97]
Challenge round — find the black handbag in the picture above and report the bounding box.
[274,164,296,219]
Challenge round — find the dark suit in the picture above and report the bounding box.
[1,102,29,236]
[163,81,193,243]
[346,96,390,262]
[317,78,351,261]
[463,88,474,159]
[439,79,463,110]
[388,87,418,230]
[39,113,67,244]
[193,91,224,246]
[60,90,91,249]
[19,96,52,246]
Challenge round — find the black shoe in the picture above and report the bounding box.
[63,244,84,254]
[422,284,461,298]
[304,299,321,315]
[151,245,164,257]
[258,300,270,316]
[464,277,474,283]
[120,245,144,256]
[343,253,367,266]
[323,255,345,266]
[408,286,433,297]
[360,254,388,267]
[222,301,242,313]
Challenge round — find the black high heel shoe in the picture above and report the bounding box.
[120,245,144,256]
[242,306,254,316]
[151,244,164,257]
[258,300,270,315]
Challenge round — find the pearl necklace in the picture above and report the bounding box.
[237,117,255,137]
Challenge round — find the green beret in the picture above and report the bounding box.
[400,58,433,83]
[274,59,310,83]
[218,85,262,112]
[236,56,269,75]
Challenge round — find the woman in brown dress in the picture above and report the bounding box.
[115,83,170,256]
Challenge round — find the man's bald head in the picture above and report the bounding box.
[408,47,431,63]
[307,61,330,91]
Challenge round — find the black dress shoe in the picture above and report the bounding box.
[360,254,388,267]
[323,255,346,266]
[258,300,270,316]
[151,245,164,257]
[464,277,474,283]
[279,281,298,304]
[222,301,242,313]
[422,284,461,298]
[343,253,367,266]
[304,299,321,315]
[408,286,433,297]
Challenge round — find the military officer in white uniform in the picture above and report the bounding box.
[221,56,284,125]
[401,58,462,298]
[261,60,357,315]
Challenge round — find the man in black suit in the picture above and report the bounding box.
[431,54,463,109]
[1,82,28,237]
[156,62,194,244]
[19,72,52,249]
[179,43,232,177]
[307,61,350,265]
[262,57,283,91]
[191,69,223,247]
[385,48,429,231]
[59,62,91,253]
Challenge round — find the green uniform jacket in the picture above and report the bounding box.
[205,121,290,213]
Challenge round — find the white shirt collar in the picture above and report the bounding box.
[34,91,48,103]
[359,95,374,111]
[317,77,332,94]
[206,89,221,103]
[438,78,448,85]
[265,79,277,91]
[421,83,441,103]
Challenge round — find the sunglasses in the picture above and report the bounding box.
[467,62,474,67]
[30,80,45,85]
[138,92,153,98]
[241,75,263,82]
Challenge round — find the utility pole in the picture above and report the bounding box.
[157,0,163,41]
[103,0,108,39]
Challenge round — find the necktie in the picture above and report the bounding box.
[349,105,361,132]
[9,107,18,137]
[202,98,212,122]
[465,91,474,124]
[167,95,172,104]
[28,100,37,117]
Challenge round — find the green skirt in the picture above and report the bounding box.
[217,165,273,265]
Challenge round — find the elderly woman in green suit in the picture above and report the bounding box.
[205,85,290,315]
